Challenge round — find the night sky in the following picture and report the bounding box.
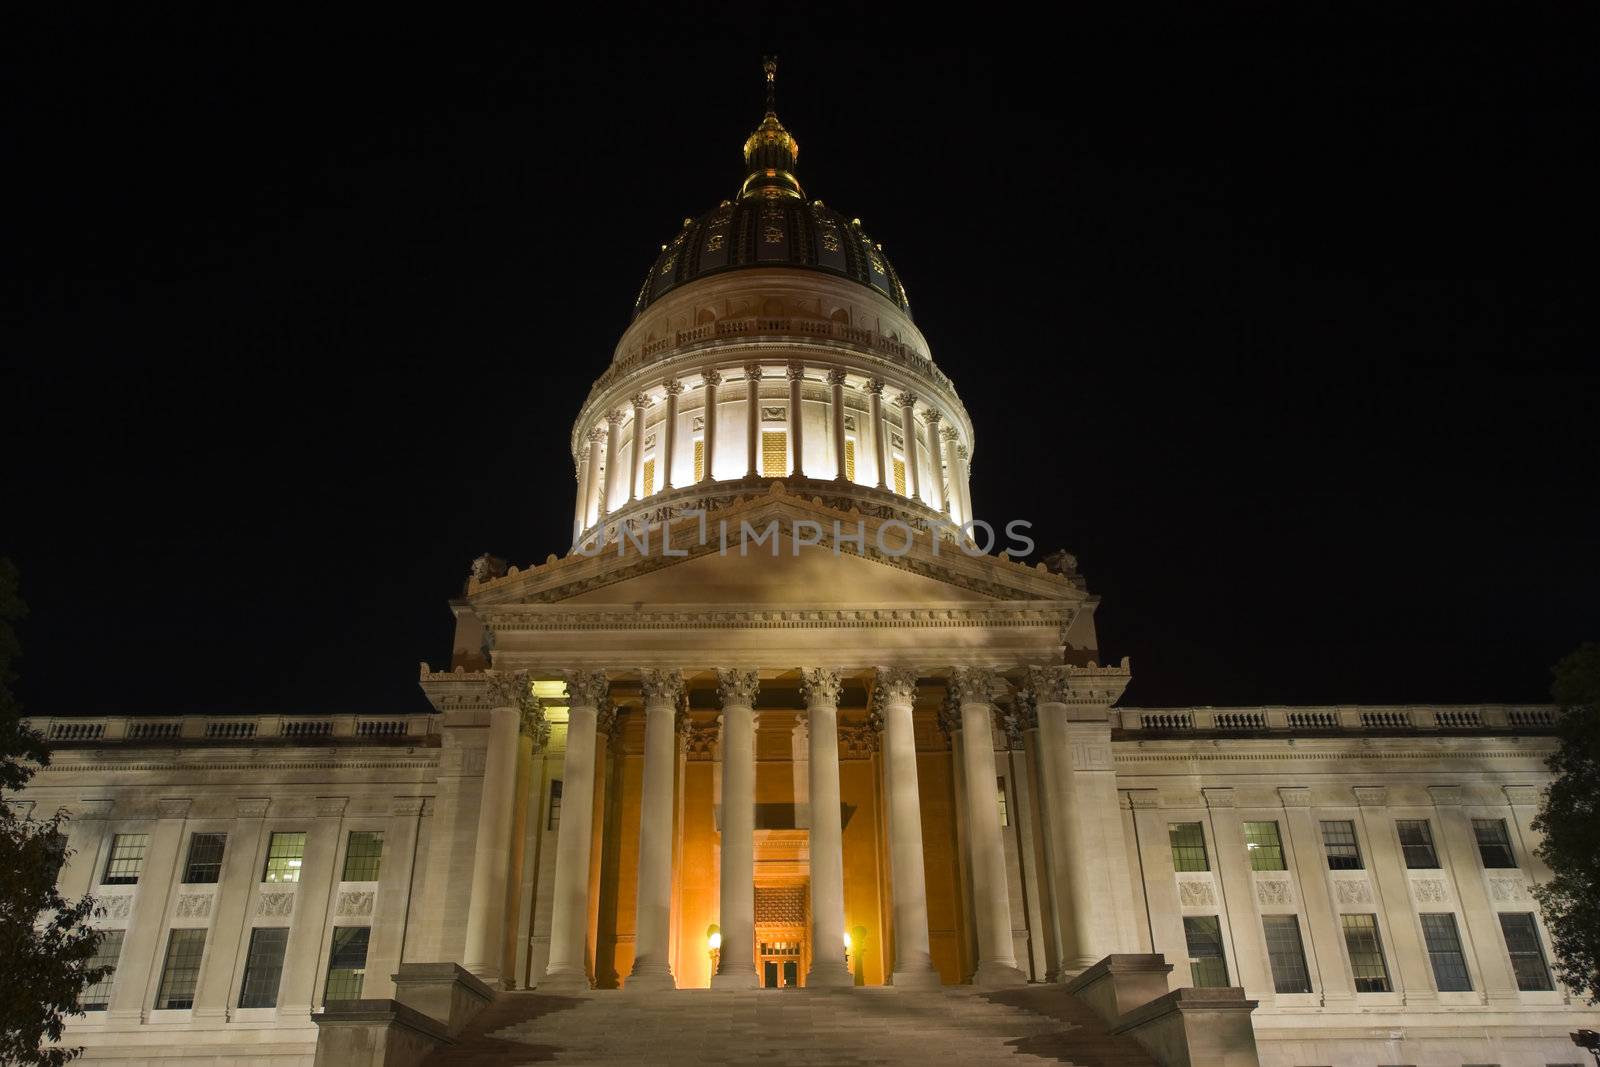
[6,12,1596,716]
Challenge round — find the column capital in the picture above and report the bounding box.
[871,666,918,707]
[702,368,723,387]
[866,377,886,396]
[596,700,620,741]
[1124,788,1162,811]
[485,669,533,711]
[936,693,962,737]
[785,362,806,383]
[674,705,693,737]
[605,408,627,425]
[1353,786,1388,808]
[1026,664,1070,704]
[743,362,763,381]
[894,391,918,409]
[76,798,116,820]
[587,427,607,443]
[715,668,760,707]
[235,797,269,819]
[663,378,685,396]
[640,668,685,705]
[1503,784,1541,807]
[826,367,848,386]
[798,667,843,707]
[957,444,970,461]
[922,408,942,426]
[390,796,426,817]
[563,669,609,708]
[631,392,655,411]
[940,423,959,441]
[947,665,999,706]
[520,700,550,748]
[684,718,718,758]
[1278,786,1312,808]
[1428,784,1463,807]
[997,703,1028,750]
[1203,786,1236,809]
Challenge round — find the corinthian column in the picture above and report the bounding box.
[828,367,849,481]
[711,669,760,988]
[601,409,624,517]
[661,380,682,490]
[627,393,653,502]
[744,364,762,477]
[949,667,1026,985]
[582,428,604,534]
[868,379,888,489]
[800,667,852,987]
[463,671,535,984]
[875,667,941,986]
[629,669,684,990]
[570,450,588,545]
[541,670,608,992]
[701,371,721,483]
[1029,665,1093,971]
[941,425,963,524]
[922,409,945,512]
[896,392,921,501]
[787,364,806,477]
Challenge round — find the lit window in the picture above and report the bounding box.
[1262,915,1311,993]
[692,438,704,482]
[642,457,655,497]
[1182,916,1229,987]
[102,834,149,886]
[1396,820,1439,868]
[1498,912,1553,991]
[1341,913,1391,992]
[182,833,226,884]
[844,438,857,481]
[762,431,787,477]
[1473,819,1517,869]
[263,832,306,883]
[341,832,383,882]
[548,780,563,831]
[1321,820,1363,870]
[154,928,207,1009]
[892,456,907,496]
[238,927,289,1008]
[1243,821,1286,871]
[79,929,125,1011]
[1169,823,1209,872]
[324,927,371,1002]
[1419,912,1471,991]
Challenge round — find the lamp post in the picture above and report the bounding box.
[707,924,722,980]
[1572,1029,1600,1065]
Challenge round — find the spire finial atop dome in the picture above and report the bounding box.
[740,56,802,201]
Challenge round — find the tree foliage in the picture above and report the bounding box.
[0,558,108,1066]
[1531,641,1600,1005]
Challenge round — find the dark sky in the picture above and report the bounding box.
[5,11,1596,716]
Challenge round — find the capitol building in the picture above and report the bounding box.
[19,64,1597,1067]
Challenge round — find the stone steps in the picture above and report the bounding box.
[418,986,1161,1067]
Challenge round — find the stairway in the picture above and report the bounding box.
[418,985,1161,1067]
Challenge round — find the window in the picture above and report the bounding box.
[843,437,857,481]
[892,456,907,496]
[79,928,125,1010]
[102,833,149,885]
[1183,916,1229,986]
[324,926,371,1002]
[1341,913,1392,992]
[761,430,787,477]
[237,927,289,1008]
[996,777,1008,827]
[1498,912,1553,991]
[341,832,383,882]
[641,457,655,497]
[692,438,705,482]
[1419,912,1472,991]
[547,780,563,831]
[1473,819,1517,868]
[154,928,207,1009]
[182,833,227,884]
[1169,822,1209,872]
[1243,821,1286,871]
[262,832,306,883]
[1396,820,1439,868]
[1262,915,1312,993]
[1320,820,1363,870]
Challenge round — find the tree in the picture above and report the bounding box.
[0,558,109,1066]
[1532,641,1600,1005]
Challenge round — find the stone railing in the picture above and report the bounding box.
[1116,705,1559,737]
[28,714,440,745]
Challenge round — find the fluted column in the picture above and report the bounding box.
[601,409,624,517]
[868,379,888,489]
[922,410,945,512]
[950,668,1026,985]
[629,669,684,990]
[463,672,533,983]
[828,367,849,481]
[941,425,963,524]
[896,392,921,501]
[787,364,806,477]
[700,371,721,483]
[875,667,941,986]
[583,428,604,533]
[800,668,852,987]
[542,670,607,991]
[570,451,588,545]
[1030,666,1095,971]
[744,364,762,477]
[711,669,760,988]
[661,380,682,490]
[956,444,974,523]
[627,393,652,502]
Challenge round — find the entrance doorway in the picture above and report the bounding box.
[759,939,803,988]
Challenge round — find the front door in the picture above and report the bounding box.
[759,939,804,988]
